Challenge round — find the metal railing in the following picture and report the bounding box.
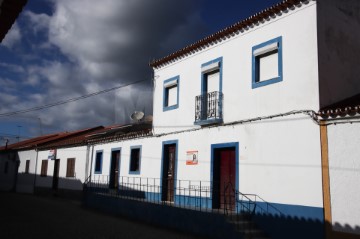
[83,175,284,236]
[84,175,282,218]
[195,91,223,123]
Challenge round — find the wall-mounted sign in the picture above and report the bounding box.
[186,150,198,165]
[48,149,57,160]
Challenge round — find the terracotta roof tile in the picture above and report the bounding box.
[149,0,311,69]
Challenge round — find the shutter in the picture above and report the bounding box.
[67,158,75,177]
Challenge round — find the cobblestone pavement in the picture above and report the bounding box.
[0,192,204,239]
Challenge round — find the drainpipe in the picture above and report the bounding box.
[85,145,90,180]
[89,145,94,182]
[33,147,39,194]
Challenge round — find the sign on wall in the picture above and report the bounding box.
[48,149,57,160]
[186,150,198,165]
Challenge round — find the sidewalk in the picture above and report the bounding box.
[0,192,204,239]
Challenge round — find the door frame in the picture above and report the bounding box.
[210,142,239,204]
[109,147,121,189]
[160,140,178,202]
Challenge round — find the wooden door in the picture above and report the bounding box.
[162,144,176,202]
[219,149,236,210]
[212,147,236,210]
[109,150,120,189]
[52,159,60,190]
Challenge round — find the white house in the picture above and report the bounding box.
[13,127,104,196]
[87,0,360,238]
[2,0,360,238]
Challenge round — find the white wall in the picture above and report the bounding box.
[152,2,319,134]
[17,150,37,193]
[317,0,360,108]
[327,122,360,234]
[35,146,88,191]
[92,114,323,215]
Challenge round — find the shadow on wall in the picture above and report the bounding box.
[253,213,360,239]
[16,173,83,200]
[83,182,360,239]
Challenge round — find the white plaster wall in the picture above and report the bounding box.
[18,150,37,174]
[17,150,37,193]
[317,0,360,108]
[153,2,319,134]
[327,123,360,233]
[92,115,322,210]
[35,146,88,190]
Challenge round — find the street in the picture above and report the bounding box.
[0,192,204,239]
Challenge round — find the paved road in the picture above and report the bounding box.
[0,192,204,239]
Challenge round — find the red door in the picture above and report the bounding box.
[219,148,236,210]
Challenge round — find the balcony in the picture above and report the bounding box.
[194,91,223,125]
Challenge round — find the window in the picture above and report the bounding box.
[129,146,141,173]
[252,36,282,88]
[94,151,103,174]
[163,76,179,111]
[25,160,30,174]
[40,160,48,177]
[201,57,222,95]
[66,158,76,177]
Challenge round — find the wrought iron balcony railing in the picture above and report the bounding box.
[195,91,223,125]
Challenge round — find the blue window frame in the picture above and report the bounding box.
[163,76,179,111]
[94,150,103,174]
[252,36,283,89]
[129,146,141,174]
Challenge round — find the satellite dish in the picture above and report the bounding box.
[130,111,144,122]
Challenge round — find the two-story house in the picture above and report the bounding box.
[3,0,360,238]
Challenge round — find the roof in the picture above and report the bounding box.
[87,121,153,145]
[37,126,105,150]
[1,119,153,151]
[149,0,310,69]
[1,126,104,151]
[0,0,27,42]
[318,93,360,119]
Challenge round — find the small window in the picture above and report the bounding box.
[163,76,179,111]
[25,160,30,174]
[252,36,282,88]
[40,160,48,177]
[94,151,103,174]
[66,158,76,177]
[129,146,141,173]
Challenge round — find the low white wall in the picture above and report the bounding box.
[327,122,360,234]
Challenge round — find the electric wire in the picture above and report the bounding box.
[0,79,148,117]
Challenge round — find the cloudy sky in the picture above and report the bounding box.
[0,0,279,144]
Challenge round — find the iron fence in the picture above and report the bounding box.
[84,175,282,218]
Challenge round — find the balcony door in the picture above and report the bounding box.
[203,70,220,120]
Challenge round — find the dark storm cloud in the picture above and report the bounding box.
[9,0,207,133]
